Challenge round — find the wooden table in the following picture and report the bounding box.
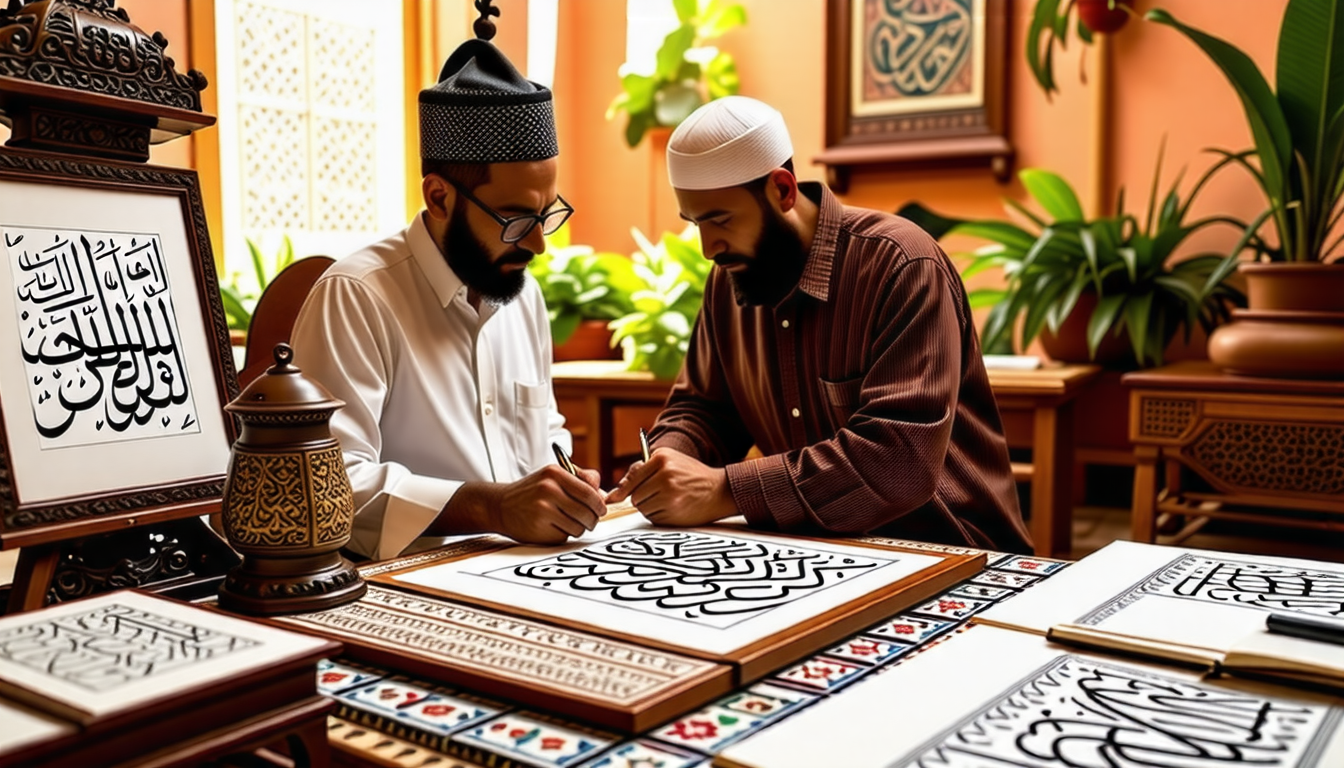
[1122,361,1344,543]
[987,365,1101,558]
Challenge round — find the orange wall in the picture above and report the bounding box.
[554,0,1285,273]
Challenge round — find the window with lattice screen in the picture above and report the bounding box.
[213,0,406,281]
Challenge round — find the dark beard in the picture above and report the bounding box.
[717,206,809,306]
[441,198,533,305]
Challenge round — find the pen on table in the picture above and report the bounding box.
[639,427,651,462]
[552,442,579,478]
[1265,611,1344,647]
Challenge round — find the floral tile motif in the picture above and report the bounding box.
[578,739,704,768]
[864,615,957,644]
[773,657,868,693]
[454,712,614,767]
[821,636,913,666]
[994,556,1068,575]
[908,595,993,620]
[316,658,383,696]
[949,584,1015,602]
[970,570,1041,590]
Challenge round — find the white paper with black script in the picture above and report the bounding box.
[392,514,942,655]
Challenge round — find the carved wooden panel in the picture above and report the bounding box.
[1188,421,1344,497]
[274,585,733,732]
[1139,396,1196,439]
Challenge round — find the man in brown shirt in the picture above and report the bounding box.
[607,97,1031,554]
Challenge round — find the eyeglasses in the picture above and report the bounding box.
[447,180,574,244]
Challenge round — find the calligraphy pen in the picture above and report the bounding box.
[639,427,651,462]
[551,442,579,478]
[1266,612,1344,647]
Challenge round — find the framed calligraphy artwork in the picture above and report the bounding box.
[817,0,1013,191]
[372,514,982,682]
[0,148,239,548]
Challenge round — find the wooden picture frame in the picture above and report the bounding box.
[816,0,1013,191]
[370,519,985,684]
[0,147,239,550]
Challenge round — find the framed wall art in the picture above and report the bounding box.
[817,0,1013,191]
[0,148,239,549]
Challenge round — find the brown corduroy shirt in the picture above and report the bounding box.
[649,183,1032,554]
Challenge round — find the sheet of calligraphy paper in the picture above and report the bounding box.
[391,514,942,656]
[718,625,1344,768]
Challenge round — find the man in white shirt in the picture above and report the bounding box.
[290,32,604,560]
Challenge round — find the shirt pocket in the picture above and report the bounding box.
[513,380,553,472]
[820,375,864,431]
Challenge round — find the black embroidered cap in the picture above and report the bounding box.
[418,37,558,164]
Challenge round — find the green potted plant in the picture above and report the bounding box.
[220,234,296,345]
[607,0,746,148]
[1027,0,1135,97]
[903,155,1259,368]
[609,225,713,380]
[529,226,641,361]
[1147,1,1344,378]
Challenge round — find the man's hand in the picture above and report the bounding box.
[605,449,736,526]
[490,465,606,545]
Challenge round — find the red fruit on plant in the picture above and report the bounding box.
[1077,0,1133,34]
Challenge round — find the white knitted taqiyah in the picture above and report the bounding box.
[666,96,793,190]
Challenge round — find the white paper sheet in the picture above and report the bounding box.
[0,696,75,757]
[0,590,331,721]
[392,514,944,656]
[977,540,1344,652]
[719,625,1344,768]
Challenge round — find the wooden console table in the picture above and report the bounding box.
[987,365,1101,558]
[1122,361,1344,543]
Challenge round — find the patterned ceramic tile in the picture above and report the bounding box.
[949,584,1015,601]
[773,657,868,693]
[864,615,957,644]
[454,712,615,767]
[720,683,815,720]
[821,636,913,666]
[317,658,384,695]
[578,739,705,768]
[970,570,1041,590]
[993,556,1068,575]
[908,595,993,620]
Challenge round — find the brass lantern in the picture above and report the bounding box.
[217,343,365,614]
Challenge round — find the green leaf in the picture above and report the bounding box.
[967,288,1007,309]
[672,0,698,24]
[246,237,267,290]
[1022,273,1071,348]
[1276,0,1344,170]
[950,221,1038,252]
[1086,294,1127,358]
[1117,246,1138,283]
[699,4,747,38]
[706,52,740,99]
[1026,0,1062,95]
[619,73,657,114]
[1020,168,1085,222]
[625,109,654,148]
[656,24,697,81]
[219,286,252,332]
[896,202,967,240]
[1123,292,1154,366]
[1200,207,1274,296]
[1050,266,1091,332]
[1147,9,1293,220]
[551,310,581,346]
[962,253,1009,280]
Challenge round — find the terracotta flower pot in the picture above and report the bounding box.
[554,319,621,362]
[1207,262,1344,379]
[1038,291,1138,369]
[1077,0,1133,34]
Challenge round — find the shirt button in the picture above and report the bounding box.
[484,405,494,416]
[781,319,790,329]
[791,407,801,418]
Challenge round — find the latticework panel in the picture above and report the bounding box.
[310,18,376,113]
[1189,421,1344,496]
[1139,396,1196,439]
[313,116,377,231]
[236,1,305,102]
[240,104,308,231]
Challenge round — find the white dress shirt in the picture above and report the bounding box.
[289,213,570,560]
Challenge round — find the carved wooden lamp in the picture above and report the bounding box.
[218,343,366,615]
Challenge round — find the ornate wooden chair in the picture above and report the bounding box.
[238,256,335,388]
